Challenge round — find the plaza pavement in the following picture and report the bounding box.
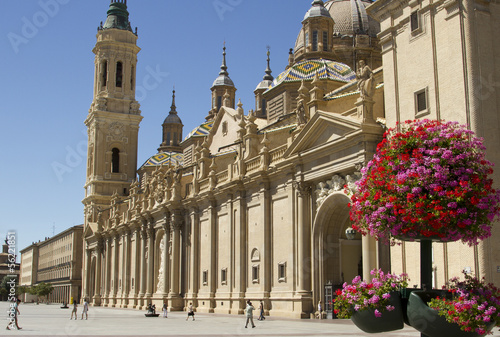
[2,302,500,337]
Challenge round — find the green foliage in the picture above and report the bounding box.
[0,275,17,297]
[32,282,54,299]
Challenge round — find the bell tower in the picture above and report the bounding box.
[83,0,142,214]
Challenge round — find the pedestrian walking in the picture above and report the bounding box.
[81,299,89,320]
[6,299,22,330]
[258,300,265,321]
[244,300,256,328]
[186,302,195,321]
[316,300,322,319]
[162,302,168,318]
[70,301,78,320]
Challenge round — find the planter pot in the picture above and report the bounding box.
[350,291,404,333]
[407,291,495,337]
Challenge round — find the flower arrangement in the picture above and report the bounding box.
[350,119,500,245]
[428,273,500,335]
[333,268,408,318]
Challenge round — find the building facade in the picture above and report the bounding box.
[0,237,20,301]
[20,225,83,303]
[368,0,500,289]
[82,0,500,318]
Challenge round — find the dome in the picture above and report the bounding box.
[212,74,234,88]
[295,0,379,53]
[141,152,184,168]
[324,0,378,37]
[303,0,332,21]
[255,79,273,91]
[102,0,134,32]
[164,113,182,124]
[267,58,355,91]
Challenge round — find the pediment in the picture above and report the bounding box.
[83,223,98,239]
[284,111,362,157]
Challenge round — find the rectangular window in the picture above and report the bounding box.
[414,88,430,117]
[221,268,227,285]
[278,262,286,282]
[203,270,208,285]
[312,31,318,51]
[410,11,421,33]
[323,31,328,51]
[416,91,427,112]
[305,32,309,49]
[252,265,259,284]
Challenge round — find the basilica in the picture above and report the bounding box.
[82,0,500,318]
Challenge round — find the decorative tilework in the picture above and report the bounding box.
[142,152,184,167]
[185,121,214,140]
[268,59,355,91]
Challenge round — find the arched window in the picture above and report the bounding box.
[130,65,135,90]
[323,31,328,51]
[116,62,123,88]
[111,148,120,173]
[102,61,108,87]
[261,99,266,115]
[166,132,171,145]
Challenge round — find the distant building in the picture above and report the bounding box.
[20,225,83,303]
[0,237,20,301]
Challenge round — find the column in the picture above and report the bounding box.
[145,222,155,299]
[112,232,119,306]
[104,236,112,305]
[233,190,246,314]
[169,210,184,310]
[139,226,147,307]
[296,182,311,294]
[131,225,141,307]
[84,248,91,301]
[161,222,170,296]
[188,208,199,300]
[93,240,102,305]
[261,182,272,314]
[122,230,130,306]
[362,235,378,280]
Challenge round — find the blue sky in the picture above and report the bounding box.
[0,0,311,256]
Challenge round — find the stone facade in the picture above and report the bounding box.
[368,0,500,288]
[82,0,500,319]
[19,225,83,303]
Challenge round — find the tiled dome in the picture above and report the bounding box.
[267,59,355,91]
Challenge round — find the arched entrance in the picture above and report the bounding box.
[312,192,362,316]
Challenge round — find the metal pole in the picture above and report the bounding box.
[420,239,433,337]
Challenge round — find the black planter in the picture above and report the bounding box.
[350,291,404,333]
[407,291,495,337]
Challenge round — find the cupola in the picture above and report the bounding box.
[207,45,237,120]
[294,0,335,63]
[254,48,274,118]
[158,90,183,153]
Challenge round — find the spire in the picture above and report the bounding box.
[212,43,234,88]
[164,89,182,124]
[101,0,134,33]
[220,43,229,76]
[170,89,177,114]
[263,46,273,81]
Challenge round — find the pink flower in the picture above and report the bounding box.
[374,309,382,318]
